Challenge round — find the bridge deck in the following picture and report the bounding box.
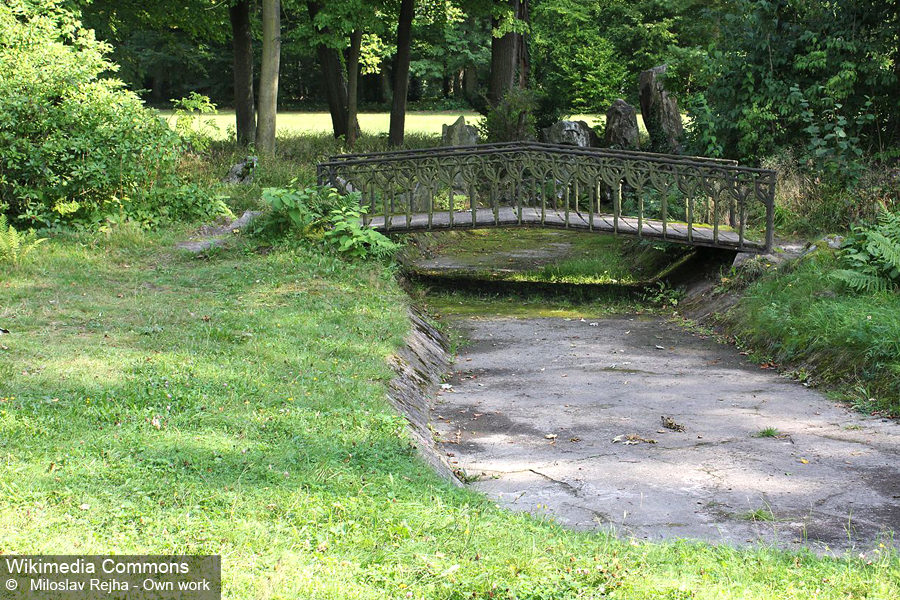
[366,206,764,252]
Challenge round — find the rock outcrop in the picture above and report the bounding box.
[540,120,597,147]
[222,156,258,185]
[604,99,640,150]
[441,115,478,147]
[638,65,683,154]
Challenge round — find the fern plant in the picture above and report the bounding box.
[832,208,900,292]
[0,214,46,265]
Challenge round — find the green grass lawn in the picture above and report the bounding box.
[162,110,481,138]
[160,110,609,138]
[2,227,899,599]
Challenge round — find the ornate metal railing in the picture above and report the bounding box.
[316,141,777,252]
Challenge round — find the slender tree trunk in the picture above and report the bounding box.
[307,2,358,139]
[388,0,415,147]
[257,0,280,153]
[463,64,477,98]
[489,0,519,106]
[517,0,530,88]
[229,0,256,145]
[346,30,362,147]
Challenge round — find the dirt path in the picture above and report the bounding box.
[432,313,900,553]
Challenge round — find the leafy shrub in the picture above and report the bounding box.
[832,209,900,293]
[256,184,350,236]
[0,215,45,265]
[171,92,220,153]
[0,1,221,228]
[476,88,538,143]
[255,183,398,260]
[324,206,400,259]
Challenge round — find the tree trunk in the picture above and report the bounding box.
[307,2,358,139]
[257,0,280,153]
[517,0,530,88]
[346,29,362,147]
[388,0,415,147]
[463,64,477,98]
[229,0,256,146]
[489,0,519,106]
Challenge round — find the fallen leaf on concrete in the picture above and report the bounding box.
[799,458,809,464]
[661,416,686,432]
[613,434,657,445]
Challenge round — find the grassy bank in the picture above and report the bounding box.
[718,251,900,415]
[2,226,899,598]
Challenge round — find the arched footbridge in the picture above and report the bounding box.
[317,142,777,253]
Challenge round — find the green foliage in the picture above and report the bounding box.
[0,215,45,265]
[530,0,713,115]
[687,0,898,163]
[728,254,900,413]
[255,183,398,260]
[832,209,900,293]
[0,0,221,229]
[171,92,220,153]
[257,183,342,236]
[531,0,626,114]
[476,88,538,143]
[324,206,400,259]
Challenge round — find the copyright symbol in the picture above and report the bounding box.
[5,579,17,591]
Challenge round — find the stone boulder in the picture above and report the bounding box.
[603,99,640,150]
[441,116,478,147]
[638,65,683,154]
[222,156,258,184]
[540,120,597,147]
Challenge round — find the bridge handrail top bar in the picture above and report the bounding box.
[326,140,738,166]
[318,143,776,177]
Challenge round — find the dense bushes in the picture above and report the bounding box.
[0,0,224,229]
[686,0,899,164]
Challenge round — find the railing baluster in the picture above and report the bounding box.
[469,181,476,228]
[661,186,668,239]
[613,182,621,233]
[369,181,376,224]
[712,192,719,245]
[637,183,643,237]
[686,192,693,243]
[428,181,435,229]
[406,181,412,229]
[541,172,546,226]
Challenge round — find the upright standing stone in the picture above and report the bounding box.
[639,65,683,154]
[441,115,478,147]
[540,120,598,147]
[603,99,640,150]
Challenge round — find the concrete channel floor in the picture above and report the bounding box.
[432,314,900,554]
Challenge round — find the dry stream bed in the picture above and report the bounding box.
[413,230,900,554]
